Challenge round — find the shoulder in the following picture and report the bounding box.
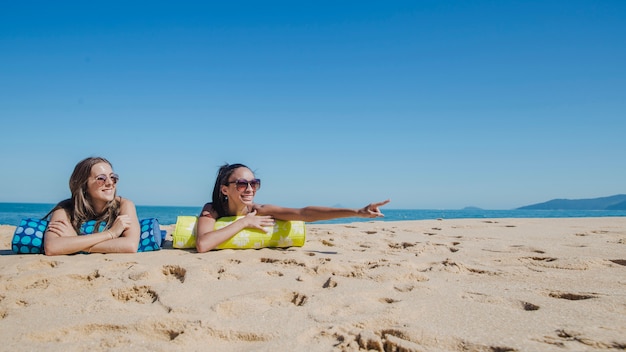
[49,207,71,221]
[58,198,73,208]
[117,196,138,215]
[253,203,284,215]
[118,196,135,207]
[47,199,72,220]
[51,199,73,213]
[200,203,218,219]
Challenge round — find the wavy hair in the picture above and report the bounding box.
[211,163,249,218]
[44,157,120,233]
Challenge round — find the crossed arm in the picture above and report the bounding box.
[43,198,141,255]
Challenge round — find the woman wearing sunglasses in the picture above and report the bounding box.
[42,157,141,255]
[195,163,390,253]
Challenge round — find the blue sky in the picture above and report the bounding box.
[1,1,624,210]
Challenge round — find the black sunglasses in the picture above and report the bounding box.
[226,178,261,191]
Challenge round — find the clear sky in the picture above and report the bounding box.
[1,1,624,210]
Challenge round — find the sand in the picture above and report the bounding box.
[0,217,625,351]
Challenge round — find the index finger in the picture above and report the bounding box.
[372,199,391,208]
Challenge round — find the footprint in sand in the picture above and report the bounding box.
[509,244,546,254]
[354,329,424,352]
[462,292,541,311]
[387,241,417,249]
[610,259,626,266]
[162,265,186,283]
[260,257,306,267]
[353,328,518,352]
[520,256,557,263]
[522,257,605,270]
[22,259,61,270]
[15,299,29,307]
[63,270,103,284]
[548,291,597,300]
[291,292,308,306]
[322,277,338,288]
[434,259,498,275]
[321,239,335,247]
[538,329,626,350]
[379,297,401,304]
[393,284,415,293]
[112,285,159,304]
[25,278,50,289]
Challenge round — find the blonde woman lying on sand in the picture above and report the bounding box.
[195,163,390,253]
[43,157,141,255]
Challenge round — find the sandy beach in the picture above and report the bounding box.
[0,217,625,351]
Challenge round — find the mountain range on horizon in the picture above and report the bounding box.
[517,194,626,210]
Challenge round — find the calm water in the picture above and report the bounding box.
[1,202,625,226]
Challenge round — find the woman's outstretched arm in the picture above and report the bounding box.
[254,199,391,222]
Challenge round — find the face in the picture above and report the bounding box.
[86,162,118,209]
[221,167,260,207]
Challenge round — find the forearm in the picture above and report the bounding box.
[44,231,115,256]
[87,234,139,253]
[299,206,359,222]
[196,220,249,253]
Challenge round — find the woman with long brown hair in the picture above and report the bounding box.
[43,157,140,255]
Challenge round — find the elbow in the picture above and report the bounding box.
[122,240,139,253]
[196,238,218,253]
[196,242,212,253]
[110,238,139,253]
[43,241,62,256]
[195,231,217,253]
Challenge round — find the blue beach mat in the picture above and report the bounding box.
[11,218,165,254]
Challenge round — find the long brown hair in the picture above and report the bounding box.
[44,157,120,233]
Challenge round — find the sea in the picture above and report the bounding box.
[1,202,625,226]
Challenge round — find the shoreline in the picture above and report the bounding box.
[1,217,625,351]
[2,214,626,229]
[1,205,626,228]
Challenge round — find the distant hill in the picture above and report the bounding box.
[606,200,626,210]
[517,194,626,210]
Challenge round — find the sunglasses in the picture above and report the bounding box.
[95,173,119,186]
[226,178,261,191]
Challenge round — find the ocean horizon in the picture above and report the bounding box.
[1,202,625,226]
